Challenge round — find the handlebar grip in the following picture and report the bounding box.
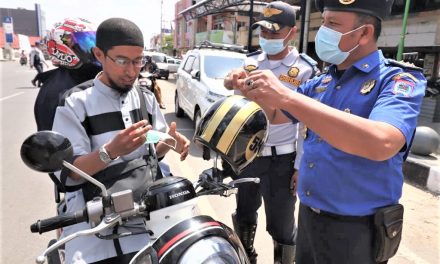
[30,209,87,234]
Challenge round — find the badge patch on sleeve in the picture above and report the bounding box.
[392,80,414,97]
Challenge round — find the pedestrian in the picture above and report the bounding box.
[143,55,166,109]
[226,0,426,263]
[224,2,318,263]
[30,41,49,87]
[51,17,190,264]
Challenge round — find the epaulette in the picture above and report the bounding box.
[246,50,262,57]
[299,53,321,77]
[386,59,423,72]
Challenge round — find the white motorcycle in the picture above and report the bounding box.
[22,131,259,264]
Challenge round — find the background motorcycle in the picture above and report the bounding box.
[22,131,258,264]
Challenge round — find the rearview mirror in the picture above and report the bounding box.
[191,69,200,81]
[20,131,73,173]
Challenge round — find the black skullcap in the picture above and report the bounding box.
[315,0,394,20]
[96,18,144,53]
[251,1,297,32]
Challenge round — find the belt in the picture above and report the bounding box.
[308,206,372,223]
[258,144,295,157]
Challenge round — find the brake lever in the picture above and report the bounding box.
[36,213,121,264]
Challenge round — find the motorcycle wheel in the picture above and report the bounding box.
[47,239,63,264]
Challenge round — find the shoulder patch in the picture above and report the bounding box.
[299,53,320,77]
[386,59,423,72]
[246,50,262,57]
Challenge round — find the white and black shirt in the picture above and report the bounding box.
[52,74,167,263]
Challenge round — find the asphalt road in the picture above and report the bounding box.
[0,61,438,263]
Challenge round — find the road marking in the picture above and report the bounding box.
[0,92,24,102]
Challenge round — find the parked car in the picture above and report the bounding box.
[144,51,170,80]
[166,56,182,74]
[175,41,247,127]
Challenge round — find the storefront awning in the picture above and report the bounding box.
[180,0,267,21]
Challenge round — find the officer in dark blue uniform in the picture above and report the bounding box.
[227,0,426,263]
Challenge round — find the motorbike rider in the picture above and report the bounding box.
[51,17,190,263]
[142,55,166,109]
[34,18,102,131]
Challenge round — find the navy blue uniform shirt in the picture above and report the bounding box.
[296,50,426,216]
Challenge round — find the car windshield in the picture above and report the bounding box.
[152,55,166,63]
[204,55,244,79]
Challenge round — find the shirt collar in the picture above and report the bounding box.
[93,72,126,99]
[328,50,384,74]
[257,47,299,68]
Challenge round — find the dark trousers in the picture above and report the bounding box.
[296,203,387,264]
[235,152,297,245]
[35,63,43,74]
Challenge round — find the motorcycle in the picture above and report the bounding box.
[22,131,258,264]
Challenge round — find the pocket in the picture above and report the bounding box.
[373,204,404,262]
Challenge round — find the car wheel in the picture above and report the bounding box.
[194,109,202,130]
[175,93,184,118]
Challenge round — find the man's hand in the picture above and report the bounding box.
[224,68,248,90]
[290,170,298,197]
[239,70,294,110]
[105,120,151,158]
[168,122,190,161]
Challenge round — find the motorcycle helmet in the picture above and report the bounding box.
[194,95,268,175]
[46,18,97,69]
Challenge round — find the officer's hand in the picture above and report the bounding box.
[290,170,298,197]
[240,70,293,109]
[106,120,151,158]
[168,122,190,161]
[224,68,247,90]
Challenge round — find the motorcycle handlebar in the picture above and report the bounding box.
[30,209,88,234]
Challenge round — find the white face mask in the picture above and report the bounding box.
[315,25,365,65]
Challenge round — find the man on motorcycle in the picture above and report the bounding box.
[34,18,102,131]
[143,55,166,109]
[51,18,189,264]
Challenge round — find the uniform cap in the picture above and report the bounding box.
[251,1,297,32]
[315,0,395,20]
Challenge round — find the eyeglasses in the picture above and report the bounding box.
[106,54,147,68]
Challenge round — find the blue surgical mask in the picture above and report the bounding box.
[259,28,292,55]
[315,25,365,65]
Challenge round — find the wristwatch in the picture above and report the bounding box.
[99,145,118,164]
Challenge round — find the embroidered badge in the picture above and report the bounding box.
[288,67,300,78]
[392,80,414,97]
[263,7,283,17]
[339,0,355,4]
[279,74,301,87]
[244,65,258,73]
[360,79,376,95]
[321,76,332,84]
[392,73,418,83]
[315,87,327,93]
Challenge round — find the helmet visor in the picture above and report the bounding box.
[72,31,96,54]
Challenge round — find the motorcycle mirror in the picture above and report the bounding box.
[20,131,73,173]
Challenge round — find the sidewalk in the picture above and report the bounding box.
[403,122,440,194]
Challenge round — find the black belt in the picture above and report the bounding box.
[307,205,373,223]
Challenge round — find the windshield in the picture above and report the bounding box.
[204,55,244,79]
[152,55,166,63]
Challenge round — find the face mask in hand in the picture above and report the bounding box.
[259,28,293,55]
[144,130,177,149]
[315,25,365,65]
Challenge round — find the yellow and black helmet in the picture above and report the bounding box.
[194,95,268,174]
